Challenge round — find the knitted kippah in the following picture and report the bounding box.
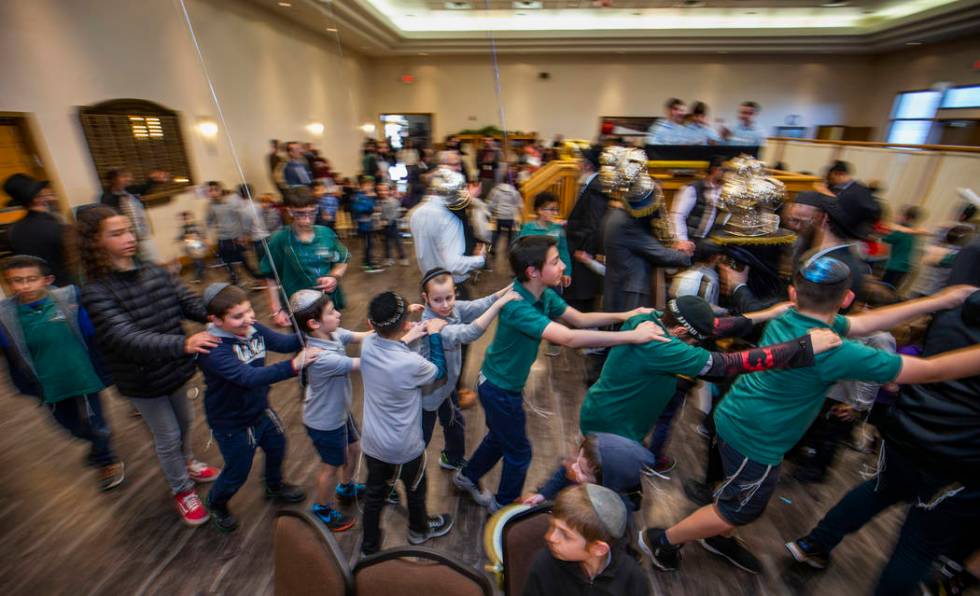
[202,282,230,307]
[800,256,850,285]
[583,483,627,540]
[668,295,714,341]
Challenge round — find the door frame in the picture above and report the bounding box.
[0,111,66,221]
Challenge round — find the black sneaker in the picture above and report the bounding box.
[785,538,829,570]
[683,479,714,506]
[638,528,681,572]
[407,514,454,545]
[209,502,240,533]
[699,535,762,574]
[265,482,306,504]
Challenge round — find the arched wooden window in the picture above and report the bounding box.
[78,99,194,199]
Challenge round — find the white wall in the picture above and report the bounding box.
[367,53,875,143]
[0,0,370,260]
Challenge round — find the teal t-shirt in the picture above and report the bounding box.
[518,221,572,275]
[18,298,104,403]
[580,312,710,443]
[714,308,903,465]
[261,225,350,309]
[883,230,917,273]
[480,279,568,393]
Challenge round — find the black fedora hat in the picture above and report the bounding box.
[3,173,49,208]
[795,190,880,241]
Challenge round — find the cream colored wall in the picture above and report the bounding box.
[865,38,980,139]
[0,0,370,261]
[367,54,874,143]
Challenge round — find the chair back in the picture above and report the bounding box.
[502,505,551,596]
[274,510,352,596]
[353,547,492,596]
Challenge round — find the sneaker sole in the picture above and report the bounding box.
[189,475,218,484]
[699,539,762,574]
[100,465,126,491]
[182,514,211,527]
[638,530,678,572]
[784,541,827,569]
[452,476,491,507]
[439,460,462,471]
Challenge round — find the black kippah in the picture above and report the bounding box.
[420,267,452,291]
[368,291,406,330]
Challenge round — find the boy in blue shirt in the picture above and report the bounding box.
[351,176,380,272]
[454,235,668,512]
[0,255,123,491]
[197,283,321,532]
[290,289,372,532]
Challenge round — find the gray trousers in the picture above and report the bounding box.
[131,386,195,494]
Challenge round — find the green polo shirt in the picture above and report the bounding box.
[579,312,710,443]
[883,230,917,273]
[18,298,104,403]
[714,308,902,466]
[260,225,350,309]
[480,279,568,393]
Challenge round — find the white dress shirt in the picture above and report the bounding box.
[409,195,485,283]
[670,181,721,241]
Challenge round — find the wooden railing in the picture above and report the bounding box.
[519,159,582,218]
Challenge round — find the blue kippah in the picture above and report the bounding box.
[800,256,849,284]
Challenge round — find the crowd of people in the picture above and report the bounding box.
[1,125,979,596]
[645,98,766,146]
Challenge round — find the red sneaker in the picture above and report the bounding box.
[175,489,210,526]
[187,460,220,483]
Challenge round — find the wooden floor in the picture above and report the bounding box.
[0,244,918,595]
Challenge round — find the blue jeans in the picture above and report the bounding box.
[461,378,531,505]
[648,385,686,459]
[359,229,374,266]
[50,393,115,467]
[383,222,404,260]
[208,410,286,507]
[805,443,980,596]
[421,391,466,464]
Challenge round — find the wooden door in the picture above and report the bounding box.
[0,120,46,209]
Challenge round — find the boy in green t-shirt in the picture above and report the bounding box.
[0,255,124,491]
[260,187,350,327]
[640,256,980,575]
[518,192,572,287]
[579,296,841,449]
[454,235,668,511]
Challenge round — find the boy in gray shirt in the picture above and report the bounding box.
[291,289,372,532]
[205,181,257,284]
[359,291,453,556]
[417,268,520,470]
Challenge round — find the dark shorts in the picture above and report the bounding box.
[306,417,359,466]
[714,437,780,526]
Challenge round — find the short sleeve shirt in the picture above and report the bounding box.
[302,329,355,431]
[579,312,710,443]
[480,279,568,393]
[714,309,903,465]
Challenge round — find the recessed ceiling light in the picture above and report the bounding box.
[632,11,642,16]
[745,11,757,15]
[325,27,338,32]
[820,0,849,7]
[516,12,527,16]
[277,1,292,6]
[513,1,543,8]
[445,1,471,9]
[679,0,706,7]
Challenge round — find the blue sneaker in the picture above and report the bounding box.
[335,482,366,506]
[311,503,355,532]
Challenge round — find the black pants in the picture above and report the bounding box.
[50,393,116,467]
[805,443,980,596]
[218,239,260,284]
[421,392,466,463]
[793,399,855,482]
[361,453,428,555]
[491,219,515,254]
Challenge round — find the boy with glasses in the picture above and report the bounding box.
[260,187,350,327]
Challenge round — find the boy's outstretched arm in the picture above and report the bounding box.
[698,328,840,380]
[847,285,977,338]
[559,305,653,329]
[893,344,980,385]
[441,291,522,347]
[542,320,668,349]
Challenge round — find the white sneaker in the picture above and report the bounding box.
[452,470,492,507]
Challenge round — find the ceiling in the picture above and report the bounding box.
[259,0,980,55]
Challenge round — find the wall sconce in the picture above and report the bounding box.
[306,122,325,136]
[360,122,377,135]
[197,119,219,139]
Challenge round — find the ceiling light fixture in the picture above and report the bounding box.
[325,27,338,32]
[679,0,706,7]
[820,0,849,7]
[277,1,292,6]
[444,1,471,9]
[513,1,543,8]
